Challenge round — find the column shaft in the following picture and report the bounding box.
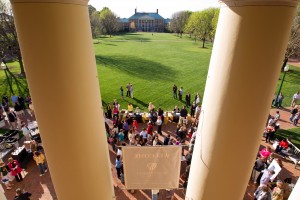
[186,5,296,200]
[10,2,114,200]
[288,178,300,200]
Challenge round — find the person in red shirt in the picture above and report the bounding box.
[275,139,289,157]
[147,121,153,136]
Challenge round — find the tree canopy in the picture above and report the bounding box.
[185,8,219,48]
[99,7,119,37]
[170,11,191,38]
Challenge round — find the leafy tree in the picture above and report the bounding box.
[185,8,219,48]
[99,7,118,37]
[0,0,25,76]
[170,11,191,38]
[282,5,300,70]
[88,4,96,16]
[208,8,220,43]
[90,11,101,38]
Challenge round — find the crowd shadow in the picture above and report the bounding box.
[95,55,176,81]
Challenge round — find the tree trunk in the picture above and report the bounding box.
[180,32,182,38]
[202,38,206,48]
[281,57,288,71]
[17,53,26,77]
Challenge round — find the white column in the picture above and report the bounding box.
[186,1,298,200]
[10,0,115,199]
[289,178,300,200]
[0,185,7,200]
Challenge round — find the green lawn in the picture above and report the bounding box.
[0,32,299,112]
[275,128,300,149]
[95,33,211,111]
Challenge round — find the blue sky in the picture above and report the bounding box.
[89,0,220,18]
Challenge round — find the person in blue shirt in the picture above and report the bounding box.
[115,155,123,179]
[118,129,124,143]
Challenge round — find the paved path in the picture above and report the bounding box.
[1,106,300,200]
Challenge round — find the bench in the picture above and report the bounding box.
[287,140,300,168]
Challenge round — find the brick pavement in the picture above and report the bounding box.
[1,107,300,200]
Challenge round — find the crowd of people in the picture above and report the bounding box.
[103,96,200,191]
[0,95,35,130]
[0,95,48,199]
[250,107,300,200]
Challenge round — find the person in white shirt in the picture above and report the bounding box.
[291,92,300,107]
[21,124,31,141]
[140,128,148,139]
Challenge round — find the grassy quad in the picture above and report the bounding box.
[0,33,299,111]
[95,32,211,111]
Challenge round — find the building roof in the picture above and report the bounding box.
[119,18,129,23]
[129,12,164,20]
[164,18,171,24]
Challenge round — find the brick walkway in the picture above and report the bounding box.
[1,107,300,200]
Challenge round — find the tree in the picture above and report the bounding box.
[185,8,219,48]
[208,8,220,43]
[282,5,300,70]
[170,11,191,38]
[88,4,96,16]
[90,11,101,38]
[0,0,25,76]
[99,7,118,37]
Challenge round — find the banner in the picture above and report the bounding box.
[122,146,182,189]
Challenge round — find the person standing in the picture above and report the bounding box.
[254,185,271,200]
[179,106,188,125]
[190,102,196,117]
[106,103,112,119]
[115,155,123,179]
[260,169,275,186]
[33,151,48,176]
[291,92,300,107]
[156,116,163,135]
[157,107,164,123]
[11,95,18,106]
[130,84,134,98]
[127,103,133,113]
[126,83,131,97]
[272,181,284,200]
[289,106,298,123]
[173,84,177,98]
[293,110,300,126]
[21,123,31,141]
[7,158,23,182]
[195,105,201,121]
[185,92,191,108]
[123,121,129,140]
[276,93,284,108]
[7,110,18,130]
[195,93,201,105]
[179,87,183,101]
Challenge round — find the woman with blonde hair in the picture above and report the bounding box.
[272,181,284,200]
[33,151,48,176]
[148,102,155,112]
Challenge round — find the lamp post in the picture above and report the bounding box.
[273,64,289,107]
[1,61,14,94]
